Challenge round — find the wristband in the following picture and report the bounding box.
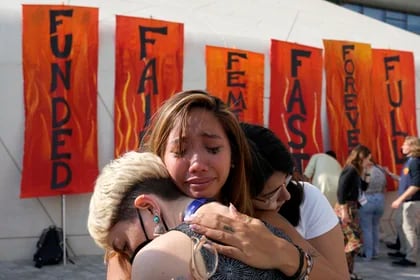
[284,244,304,280]
[183,198,213,220]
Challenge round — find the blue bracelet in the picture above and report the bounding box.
[183,198,213,219]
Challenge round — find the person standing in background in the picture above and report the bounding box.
[390,136,420,267]
[359,160,387,261]
[303,151,342,206]
[335,145,372,280]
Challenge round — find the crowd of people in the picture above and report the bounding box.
[86,90,419,279]
[303,137,420,279]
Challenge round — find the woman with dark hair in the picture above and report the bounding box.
[242,123,348,278]
[335,144,372,280]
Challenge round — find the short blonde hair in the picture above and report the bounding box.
[87,151,169,250]
[405,136,420,157]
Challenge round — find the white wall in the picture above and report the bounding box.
[0,0,419,261]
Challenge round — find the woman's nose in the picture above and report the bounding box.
[188,154,208,173]
[277,186,291,202]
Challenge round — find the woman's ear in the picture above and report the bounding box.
[134,194,161,214]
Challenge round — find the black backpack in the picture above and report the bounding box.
[33,226,64,268]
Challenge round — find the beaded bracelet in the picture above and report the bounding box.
[298,251,314,280]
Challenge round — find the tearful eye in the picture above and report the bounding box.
[173,149,186,157]
[207,147,220,154]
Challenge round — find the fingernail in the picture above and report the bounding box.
[229,203,239,216]
[183,213,197,222]
[189,224,202,232]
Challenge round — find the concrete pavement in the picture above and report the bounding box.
[0,255,105,280]
[354,251,420,280]
[0,242,418,279]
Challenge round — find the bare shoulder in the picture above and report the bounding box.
[132,230,194,280]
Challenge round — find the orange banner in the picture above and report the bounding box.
[206,46,264,124]
[269,40,323,172]
[371,49,417,190]
[115,15,184,157]
[323,39,373,164]
[21,5,98,198]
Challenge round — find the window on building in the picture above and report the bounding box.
[342,3,420,35]
[407,14,420,34]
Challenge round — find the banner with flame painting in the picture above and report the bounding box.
[114,15,184,157]
[371,49,417,190]
[323,39,374,165]
[269,40,323,172]
[206,45,264,124]
[21,5,98,198]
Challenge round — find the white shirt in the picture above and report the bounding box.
[303,153,342,206]
[296,182,339,239]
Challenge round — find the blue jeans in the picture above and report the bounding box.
[359,193,385,259]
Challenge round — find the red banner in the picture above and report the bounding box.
[323,40,373,164]
[206,46,264,124]
[114,15,184,157]
[21,5,99,198]
[269,40,323,172]
[371,49,417,190]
